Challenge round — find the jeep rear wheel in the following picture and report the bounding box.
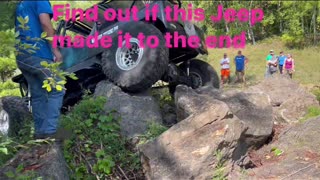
[101,21,169,92]
[180,59,220,89]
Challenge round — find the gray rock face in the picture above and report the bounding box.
[139,85,275,179]
[0,96,32,136]
[196,86,274,149]
[247,76,319,123]
[0,142,69,180]
[94,81,163,138]
[140,85,248,180]
[231,117,320,179]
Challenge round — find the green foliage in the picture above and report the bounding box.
[138,122,168,145]
[0,29,17,82]
[4,164,43,180]
[151,88,174,108]
[212,150,227,180]
[60,95,141,179]
[0,120,34,166]
[312,88,320,102]
[271,147,284,156]
[0,2,17,31]
[40,61,78,92]
[300,106,320,123]
[0,56,17,82]
[0,80,20,97]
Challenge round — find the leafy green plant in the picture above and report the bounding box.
[271,147,284,156]
[40,61,78,92]
[60,95,141,179]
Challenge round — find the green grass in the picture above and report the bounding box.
[206,36,320,85]
[300,106,320,123]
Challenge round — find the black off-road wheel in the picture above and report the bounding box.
[101,21,169,93]
[0,96,31,137]
[180,59,220,89]
[169,59,220,94]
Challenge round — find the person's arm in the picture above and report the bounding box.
[37,1,62,62]
[39,14,62,62]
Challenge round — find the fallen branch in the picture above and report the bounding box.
[117,165,129,180]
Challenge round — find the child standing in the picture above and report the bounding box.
[220,53,230,84]
[284,54,295,79]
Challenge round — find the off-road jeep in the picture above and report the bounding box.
[1,0,219,136]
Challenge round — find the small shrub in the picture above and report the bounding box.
[60,95,142,179]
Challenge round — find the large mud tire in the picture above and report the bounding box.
[0,96,31,137]
[101,21,169,93]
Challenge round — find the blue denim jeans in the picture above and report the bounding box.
[16,54,65,135]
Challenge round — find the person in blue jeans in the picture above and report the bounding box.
[234,50,248,83]
[15,1,65,139]
[277,51,287,74]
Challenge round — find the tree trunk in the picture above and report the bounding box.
[220,0,229,33]
[248,0,256,45]
[313,5,318,45]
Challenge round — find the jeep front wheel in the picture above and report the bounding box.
[101,21,169,92]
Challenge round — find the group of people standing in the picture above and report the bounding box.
[265,50,295,78]
[220,50,248,85]
[219,49,296,85]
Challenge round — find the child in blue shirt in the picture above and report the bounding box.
[277,51,287,74]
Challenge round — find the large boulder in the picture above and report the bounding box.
[94,81,163,138]
[247,75,319,123]
[139,85,248,180]
[139,85,274,179]
[230,116,320,179]
[0,142,69,180]
[195,85,274,150]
